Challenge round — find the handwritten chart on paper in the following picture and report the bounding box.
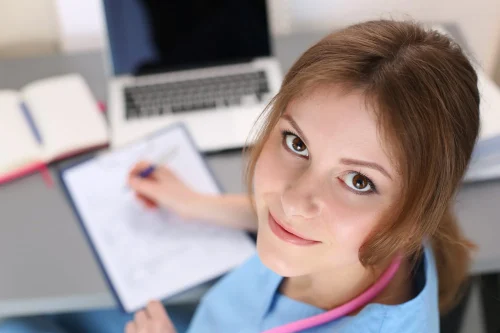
[61,125,255,312]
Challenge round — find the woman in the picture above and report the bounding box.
[1,19,479,333]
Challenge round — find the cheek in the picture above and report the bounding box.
[321,199,383,252]
[253,138,288,195]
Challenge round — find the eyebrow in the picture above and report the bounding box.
[282,114,309,145]
[340,158,392,180]
[281,114,392,180]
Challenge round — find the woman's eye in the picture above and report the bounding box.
[341,172,376,194]
[282,131,309,157]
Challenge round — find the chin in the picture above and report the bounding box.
[256,231,308,277]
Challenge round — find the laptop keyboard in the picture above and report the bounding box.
[124,70,270,119]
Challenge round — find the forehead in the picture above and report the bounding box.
[284,85,393,168]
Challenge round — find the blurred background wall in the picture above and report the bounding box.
[0,0,60,57]
[0,0,499,82]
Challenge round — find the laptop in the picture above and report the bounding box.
[101,0,282,152]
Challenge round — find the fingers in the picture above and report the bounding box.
[129,162,176,183]
[125,321,136,333]
[135,193,158,209]
[146,301,176,332]
[151,166,176,181]
[146,301,171,324]
[134,309,149,329]
[128,177,161,199]
[125,301,177,333]
[128,161,154,179]
[128,161,160,208]
[128,162,179,209]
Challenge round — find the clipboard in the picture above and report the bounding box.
[58,123,256,312]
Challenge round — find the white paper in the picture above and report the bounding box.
[61,125,255,312]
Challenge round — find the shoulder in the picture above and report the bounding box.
[322,245,439,333]
[327,245,439,333]
[375,245,440,332]
[187,255,280,332]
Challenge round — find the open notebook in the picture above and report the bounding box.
[0,74,109,184]
[59,124,255,312]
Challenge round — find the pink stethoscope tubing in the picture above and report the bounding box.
[262,255,402,333]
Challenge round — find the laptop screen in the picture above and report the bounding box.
[102,0,271,76]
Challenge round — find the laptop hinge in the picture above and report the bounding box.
[134,58,255,76]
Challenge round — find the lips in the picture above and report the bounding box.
[268,212,320,246]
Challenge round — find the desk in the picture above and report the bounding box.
[0,25,498,319]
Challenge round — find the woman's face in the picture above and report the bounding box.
[253,85,401,277]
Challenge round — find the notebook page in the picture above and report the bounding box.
[21,74,108,160]
[0,91,44,174]
[61,125,255,312]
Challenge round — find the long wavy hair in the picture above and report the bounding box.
[245,20,480,312]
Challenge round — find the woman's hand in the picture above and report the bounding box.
[128,161,201,218]
[128,161,257,231]
[125,301,177,333]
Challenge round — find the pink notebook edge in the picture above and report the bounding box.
[0,101,109,187]
[0,142,109,186]
[0,161,48,185]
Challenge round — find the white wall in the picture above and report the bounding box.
[1,0,499,78]
[54,0,105,53]
[53,0,500,76]
[0,0,59,56]
[289,0,500,75]
[53,0,290,52]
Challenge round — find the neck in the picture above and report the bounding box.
[280,257,412,311]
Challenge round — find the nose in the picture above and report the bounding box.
[281,169,324,220]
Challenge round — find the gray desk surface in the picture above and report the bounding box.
[0,26,498,318]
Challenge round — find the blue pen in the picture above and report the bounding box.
[125,164,156,191]
[138,165,156,178]
[135,146,179,179]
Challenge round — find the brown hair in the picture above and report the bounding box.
[245,20,480,313]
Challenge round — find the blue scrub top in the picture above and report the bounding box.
[187,245,439,332]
